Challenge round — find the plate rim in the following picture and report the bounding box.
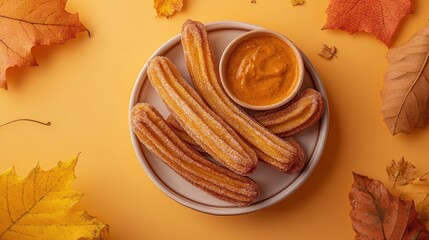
[129,21,330,215]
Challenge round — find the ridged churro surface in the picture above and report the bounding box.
[168,88,324,138]
[166,115,205,152]
[131,103,259,207]
[147,56,257,175]
[253,88,325,137]
[181,19,305,173]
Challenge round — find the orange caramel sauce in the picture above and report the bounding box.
[225,35,299,106]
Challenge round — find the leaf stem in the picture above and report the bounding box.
[0,119,51,128]
[393,174,399,189]
[420,171,429,181]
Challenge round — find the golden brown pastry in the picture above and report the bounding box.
[167,88,324,139]
[131,103,259,206]
[253,88,325,137]
[147,56,257,175]
[165,115,205,152]
[181,19,305,173]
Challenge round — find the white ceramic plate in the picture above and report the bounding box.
[129,22,329,215]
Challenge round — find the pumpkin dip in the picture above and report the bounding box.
[225,34,299,107]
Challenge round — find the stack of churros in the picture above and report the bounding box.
[147,56,257,175]
[165,88,324,153]
[181,20,306,173]
[131,19,325,207]
[131,104,259,206]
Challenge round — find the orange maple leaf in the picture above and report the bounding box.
[0,0,88,90]
[322,0,413,46]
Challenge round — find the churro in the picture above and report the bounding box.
[181,19,305,173]
[147,56,257,175]
[166,115,205,152]
[131,103,259,206]
[167,88,324,138]
[253,88,324,137]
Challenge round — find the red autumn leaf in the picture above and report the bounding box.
[0,0,88,90]
[349,173,429,239]
[323,0,414,46]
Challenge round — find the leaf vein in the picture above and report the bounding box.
[0,39,32,63]
[392,51,429,132]
[0,164,73,237]
[0,14,82,28]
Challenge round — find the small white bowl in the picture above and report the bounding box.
[219,29,304,110]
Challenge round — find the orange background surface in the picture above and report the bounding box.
[1,0,429,239]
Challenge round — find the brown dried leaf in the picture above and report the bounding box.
[381,21,429,135]
[154,0,183,18]
[416,196,429,220]
[386,157,417,187]
[318,44,336,59]
[350,173,429,239]
[291,0,305,6]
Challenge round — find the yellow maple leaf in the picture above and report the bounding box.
[0,156,108,240]
[386,159,429,221]
[397,177,429,220]
[153,0,183,18]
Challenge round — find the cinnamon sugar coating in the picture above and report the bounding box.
[181,19,306,173]
[131,103,259,206]
[253,88,325,137]
[147,56,257,175]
